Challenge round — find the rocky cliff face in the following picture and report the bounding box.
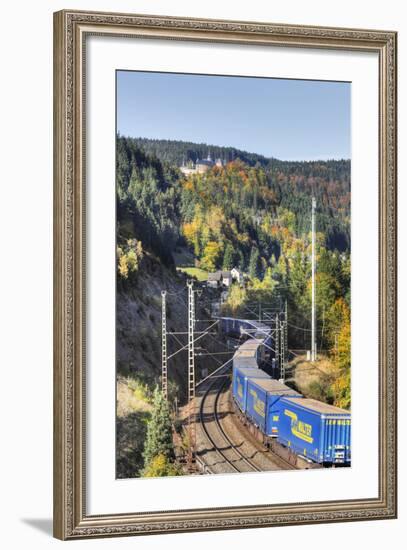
[116,251,219,401]
[117,254,190,397]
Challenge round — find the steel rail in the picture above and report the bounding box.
[198,369,240,473]
[213,377,261,472]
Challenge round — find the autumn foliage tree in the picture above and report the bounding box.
[201,241,223,271]
[325,298,351,408]
[143,453,181,478]
[221,284,247,316]
[117,239,143,280]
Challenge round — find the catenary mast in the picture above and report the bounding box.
[187,280,196,465]
[161,290,168,399]
[311,197,317,362]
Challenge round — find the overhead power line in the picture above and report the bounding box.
[167,319,219,360]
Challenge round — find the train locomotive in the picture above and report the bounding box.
[223,316,351,467]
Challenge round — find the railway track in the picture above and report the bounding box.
[216,377,297,472]
[198,368,258,474]
[220,384,297,472]
[213,377,261,472]
[197,367,294,473]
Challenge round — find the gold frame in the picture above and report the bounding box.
[53,9,397,540]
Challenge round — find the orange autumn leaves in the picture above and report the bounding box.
[180,161,278,271]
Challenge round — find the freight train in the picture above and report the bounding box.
[221,316,351,467]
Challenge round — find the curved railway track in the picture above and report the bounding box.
[218,380,298,472]
[213,377,261,472]
[197,367,295,473]
[198,368,258,473]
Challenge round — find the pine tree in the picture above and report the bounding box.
[222,243,235,270]
[288,251,309,309]
[143,387,174,469]
[248,246,260,279]
[236,249,245,270]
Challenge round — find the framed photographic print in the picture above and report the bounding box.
[53,10,397,540]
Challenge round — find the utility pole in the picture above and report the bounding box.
[280,318,285,381]
[285,300,288,361]
[280,300,288,381]
[161,290,168,400]
[187,280,196,466]
[311,196,317,362]
[275,314,280,376]
[334,332,339,364]
[321,305,326,353]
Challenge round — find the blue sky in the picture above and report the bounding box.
[117,71,350,161]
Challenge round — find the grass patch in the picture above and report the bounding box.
[117,377,153,417]
[286,355,337,405]
[177,266,208,282]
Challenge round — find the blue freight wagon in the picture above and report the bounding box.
[233,352,258,370]
[232,366,270,412]
[221,317,258,336]
[221,317,271,341]
[245,378,302,436]
[237,339,265,364]
[278,397,351,465]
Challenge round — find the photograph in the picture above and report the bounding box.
[52,8,397,539]
[115,70,352,479]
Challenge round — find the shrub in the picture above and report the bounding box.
[142,453,181,477]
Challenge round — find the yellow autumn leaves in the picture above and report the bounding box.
[117,239,143,279]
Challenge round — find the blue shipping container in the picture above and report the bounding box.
[278,397,351,464]
[246,379,302,435]
[234,338,265,364]
[265,386,302,437]
[232,366,269,412]
[233,354,258,370]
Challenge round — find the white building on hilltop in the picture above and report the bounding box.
[180,152,224,175]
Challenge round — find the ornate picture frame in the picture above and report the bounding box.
[53,9,397,540]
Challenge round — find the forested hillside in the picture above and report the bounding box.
[116,134,351,470]
[117,136,350,261]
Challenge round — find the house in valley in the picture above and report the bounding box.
[207,270,233,288]
[230,267,244,284]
